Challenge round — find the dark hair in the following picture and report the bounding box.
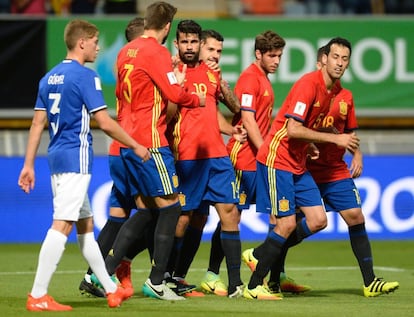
[201,29,224,43]
[125,17,144,42]
[324,37,352,57]
[175,19,202,40]
[317,45,326,62]
[144,1,177,31]
[254,30,286,54]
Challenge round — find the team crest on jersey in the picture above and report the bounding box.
[239,192,247,205]
[278,198,289,212]
[172,175,179,188]
[178,193,186,206]
[207,70,218,86]
[339,100,348,115]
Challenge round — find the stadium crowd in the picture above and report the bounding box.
[1,0,413,15]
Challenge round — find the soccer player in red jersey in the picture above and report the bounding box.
[242,37,360,300]
[98,2,205,301]
[198,30,288,296]
[306,46,398,297]
[266,46,399,297]
[165,29,245,297]
[166,20,245,298]
[79,17,148,299]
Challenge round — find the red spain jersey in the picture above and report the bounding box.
[307,87,358,183]
[257,70,340,174]
[227,63,274,171]
[116,36,200,148]
[167,62,228,160]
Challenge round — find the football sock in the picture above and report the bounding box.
[174,225,203,278]
[268,217,310,282]
[149,202,181,284]
[125,209,158,261]
[166,236,183,277]
[248,231,285,289]
[78,232,117,294]
[105,208,153,275]
[207,221,224,275]
[31,229,67,298]
[269,245,287,284]
[221,230,242,293]
[349,223,375,286]
[86,216,126,275]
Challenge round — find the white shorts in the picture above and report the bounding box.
[51,173,93,221]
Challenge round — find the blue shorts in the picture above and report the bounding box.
[318,178,362,212]
[121,146,179,198]
[109,155,135,209]
[256,162,323,217]
[176,157,239,212]
[235,169,256,210]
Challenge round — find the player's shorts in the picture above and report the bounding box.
[121,146,179,198]
[51,173,92,221]
[234,169,256,210]
[176,157,239,212]
[109,155,136,210]
[256,162,323,217]
[318,178,362,212]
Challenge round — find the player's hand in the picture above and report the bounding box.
[232,125,247,143]
[349,149,363,178]
[133,145,151,163]
[194,92,206,107]
[205,60,221,73]
[173,58,186,87]
[336,132,360,151]
[307,143,320,160]
[18,167,35,194]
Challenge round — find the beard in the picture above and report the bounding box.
[179,51,199,65]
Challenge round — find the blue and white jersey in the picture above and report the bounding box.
[35,59,107,174]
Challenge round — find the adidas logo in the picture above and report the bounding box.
[34,302,48,309]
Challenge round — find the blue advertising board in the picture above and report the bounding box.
[1,155,413,242]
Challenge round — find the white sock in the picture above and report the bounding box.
[31,229,67,298]
[77,232,117,294]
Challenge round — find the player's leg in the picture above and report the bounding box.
[326,178,399,297]
[174,211,208,279]
[173,210,207,296]
[200,219,228,296]
[128,147,185,301]
[267,213,311,294]
[28,173,86,311]
[205,157,243,297]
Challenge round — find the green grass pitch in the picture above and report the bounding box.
[0,240,412,317]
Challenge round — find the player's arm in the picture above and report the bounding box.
[217,110,247,143]
[219,79,240,114]
[348,141,363,178]
[152,52,205,108]
[166,101,178,124]
[93,109,150,161]
[241,109,263,150]
[286,117,360,151]
[18,110,47,193]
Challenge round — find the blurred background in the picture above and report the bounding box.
[0,0,413,242]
